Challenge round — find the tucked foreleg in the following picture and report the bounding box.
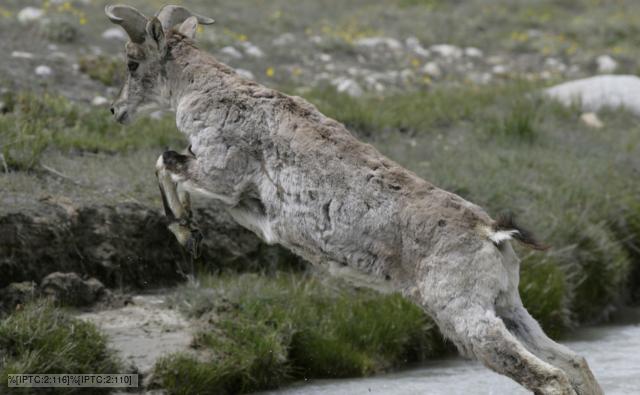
[156,149,203,257]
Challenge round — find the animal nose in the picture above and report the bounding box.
[110,107,115,115]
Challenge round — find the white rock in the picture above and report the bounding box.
[35,65,53,77]
[333,78,363,97]
[468,72,492,85]
[464,47,483,58]
[580,112,604,128]
[544,57,567,73]
[364,75,385,93]
[430,44,462,59]
[235,69,255,80]
[272,33,295,47]
[492,64,508,75]
[11,51,34,59]
[17,7,44,24]
[91,96,109,106]
[400,69,414,83]
[150,110,164,120]
[319,53,332,63]
[101,28,128,41]
[354,37,403,51]
[422,62,442,78]
[220,46,243,59]
[241,42,265,58]
[545,75,640,116]
[309,35,324,45]
[596,55,618,73]
[405,37,430,57]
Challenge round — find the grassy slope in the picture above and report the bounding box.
[0,300,122,395]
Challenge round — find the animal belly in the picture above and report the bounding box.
[227,206,277,244]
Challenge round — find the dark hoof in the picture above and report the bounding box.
[185,228,204,258]
[167,222,204,258]
[162,150,190,172]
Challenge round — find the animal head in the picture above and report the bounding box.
[105,4,214,124]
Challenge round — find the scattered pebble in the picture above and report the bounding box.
[92,96,109,106]
[220,46,243,59]
[580,112,604,129]
[150,110,164,120]
[430,44,463,59]
[468,72,492,85]
[17,7,44,24]
[355,37,403,51]
[35,65,53,77]
[319,53,332,63]
[241,42,265,58]
[272,33,296,47]
[492,64,508,75]
[11,51,34,59]
[101,28,128,41]
[400,69,414,83]
[596,55,618,74]
[464,47,483,58]
[422,62,442,78]
[235,68,255,80]
[309,35,324,45]
[405,37,430,58]
[333,78,363,97]
[544,57,567,73]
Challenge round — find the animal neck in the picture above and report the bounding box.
[164,36,236,111]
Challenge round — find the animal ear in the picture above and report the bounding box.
[145,17,166,52]
[178,16,198,39]
[105,5,148,43]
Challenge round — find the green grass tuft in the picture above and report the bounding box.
[0,92,184,170]
[153,273,447,394]
[519,253,569,338]
[0,300,122,395]
[78,56,123,87]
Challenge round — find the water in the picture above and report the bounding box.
[264,312,640,395]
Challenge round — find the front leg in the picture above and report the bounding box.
[156,149,203,257]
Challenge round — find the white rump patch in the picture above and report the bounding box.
[478,225,520,244]
[489,229,520,244]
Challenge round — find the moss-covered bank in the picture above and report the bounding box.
[152,273,448,394]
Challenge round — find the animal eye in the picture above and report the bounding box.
[127,61,139,72]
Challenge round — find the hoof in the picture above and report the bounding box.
[167,222,204,258]
[162,150,190,172]
[185,228,204,258]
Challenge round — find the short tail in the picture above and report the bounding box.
[487,212,550,251]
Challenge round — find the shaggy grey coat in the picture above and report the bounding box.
[106,5,603,395]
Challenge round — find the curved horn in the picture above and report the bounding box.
[155,5,214,32]
[105,5,148,43]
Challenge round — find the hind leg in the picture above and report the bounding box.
[438,304,576,395]
[499,305,603,395]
